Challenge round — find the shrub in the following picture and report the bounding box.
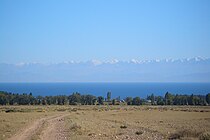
[135,131,144,135]
[199,132,210,140]
[120,125,127,129]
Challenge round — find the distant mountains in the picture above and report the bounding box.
[0,57,210,82]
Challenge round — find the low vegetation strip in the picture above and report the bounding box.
[0,91,210,106]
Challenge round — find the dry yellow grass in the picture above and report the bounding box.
[0,105,73,140]
[0,105,210,140]
[64,106,210,140]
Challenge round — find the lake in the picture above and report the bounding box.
[0,83,210,98]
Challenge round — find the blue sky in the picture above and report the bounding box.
[0,0,210,63]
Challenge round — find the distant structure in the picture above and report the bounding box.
[107,92,111,101]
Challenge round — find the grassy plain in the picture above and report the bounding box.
[0,105,210,140]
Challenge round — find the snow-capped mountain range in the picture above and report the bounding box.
[0,57,210,82]
[2,56,209,66]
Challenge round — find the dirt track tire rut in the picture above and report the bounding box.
[8,113,69,140]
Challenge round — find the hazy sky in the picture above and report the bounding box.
[0,0,210,63]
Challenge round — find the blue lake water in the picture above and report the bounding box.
[0,83,210,98]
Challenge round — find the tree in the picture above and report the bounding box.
[107,92,111,101]
[69,92,81,105]
[0,90,208,107]
[116,96,120,101]
[125,97,133,105]
[42,98,47,105]
[36,96,43,105]
[97,96,104,105]
[151,94,155,105]
[157,96,164,105]
[86,94,96,105]
[45,96,53,105]
[29,93,35,105]
[189,94,195,105]
[81,94,96,105]
[0,92,7,105]
[147,94,156,105]
[194,96,200,105]
[206,93,210,105]
[81,95,86,105]
[112,99,116,105]
[165,92,174,105]
[180,95,188,105]
[132,97,141,105]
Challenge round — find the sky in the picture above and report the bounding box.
[0,0,210,63]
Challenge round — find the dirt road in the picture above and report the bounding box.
[4,106,210,140]
[9,113,70,140]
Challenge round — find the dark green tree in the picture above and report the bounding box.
[116,96,121,101]
[151,94,155,105]
[45,96,53,105]
[0,92,7,105]
[125,97,133,105]
[69,92,81,105]
[97,96,104,105]
[132,97,141,105]
[80,94,96,105]
[157,96,165,105]
[165,92,174,105]
[112,99,116,105]
[188,94,195,105]
[206,93,210,105]
[107,92,111,101]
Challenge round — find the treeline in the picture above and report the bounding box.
[0,91,210,106]
[145,92,210,106]
[0,91,97,105]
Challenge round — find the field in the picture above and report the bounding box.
[0,106,210,140]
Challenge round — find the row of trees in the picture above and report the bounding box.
[0,91,97,105]
[0,91,210,106]
[146,92,210,106]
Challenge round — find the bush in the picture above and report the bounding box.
[135,131,144,135]
[199,132,210,140]
[120,125,127,129]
